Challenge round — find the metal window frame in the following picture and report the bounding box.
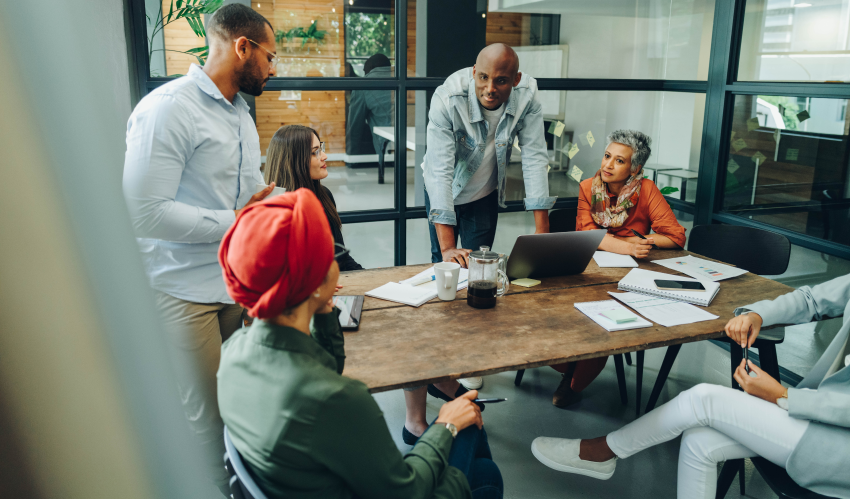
[128,0,850,266]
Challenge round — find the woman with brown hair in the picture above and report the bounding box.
[265,124,364,271]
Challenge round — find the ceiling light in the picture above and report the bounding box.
[332,7,335,12]
[349,0,353,4]
[257,3,260,7]
[482,13,486,18]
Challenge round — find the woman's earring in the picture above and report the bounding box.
[314,292,321,298]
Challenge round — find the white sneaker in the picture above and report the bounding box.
[458,377,483,390]
[531,437,617,480]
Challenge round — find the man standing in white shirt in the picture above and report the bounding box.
[122,4,276,489]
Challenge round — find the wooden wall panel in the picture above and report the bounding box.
[161,0,205,76]
[255,90,347,156]
[485,12,524,47]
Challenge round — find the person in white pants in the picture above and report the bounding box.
[531,274,850,499]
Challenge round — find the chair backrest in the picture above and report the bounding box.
[223,426,269,499]
[752,457,835,499]
[687,224,791,276]
[549,207,578,233]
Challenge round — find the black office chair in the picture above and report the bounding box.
[224,426,269,499]
[684,224,791,496]
[514,207,640,414]
[716,457,835,499]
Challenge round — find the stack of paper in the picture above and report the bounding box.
[618,268,720,306]
[574,300,653,332]
[365,267,469,307]
[608,291,718,327]
[652,255,748,282]
[593,251,638,268]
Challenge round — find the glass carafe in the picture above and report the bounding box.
[467,246,509,309]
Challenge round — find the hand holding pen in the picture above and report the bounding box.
[724,312,764,373]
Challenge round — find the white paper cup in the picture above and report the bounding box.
[434,262,461,301]
[255,183,286,198]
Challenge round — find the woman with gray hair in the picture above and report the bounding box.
[549,130,687,408]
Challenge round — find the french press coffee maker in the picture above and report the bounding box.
[467,246,509,309]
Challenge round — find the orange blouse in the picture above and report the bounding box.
[576,178,686,248]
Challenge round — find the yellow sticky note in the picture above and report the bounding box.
[586,130,595,147]
[731,131,737,139]
[547,164,551,173]
[570,164,583,182]
[511,278,541,288]
[752,151,767,164]
[547,121,565,137]
[731,138,747,152]
[568,143,580,159]
[560,142,573,157]
[746,117,760,132]
[727,159,740,174]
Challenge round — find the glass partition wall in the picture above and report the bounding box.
[130,0,850,265]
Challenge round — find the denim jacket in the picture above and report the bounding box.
[423,67,556,225]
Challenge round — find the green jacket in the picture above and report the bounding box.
[217,309,472,499]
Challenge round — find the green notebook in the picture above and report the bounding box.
[600,309,637,324]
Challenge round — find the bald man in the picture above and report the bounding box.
[422,43,555,390]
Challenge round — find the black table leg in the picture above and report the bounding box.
[625,352,633,366]
[730,343,743,390]
[757,342,780,381]
[377,141,388,184]
[635,350,644,418]
[644,344,682,414]
[716,459,740,498]
[514,369,525,387]
[613,354,628,405]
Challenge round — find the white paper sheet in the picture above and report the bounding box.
[652,254,748,282]
[593,251,638,268]
[399,267,469,291]
[574,300,653,332]
[608,291,719,327]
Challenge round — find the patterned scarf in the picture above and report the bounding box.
[589,169,642,228]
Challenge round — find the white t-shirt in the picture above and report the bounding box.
[454,103,505,205]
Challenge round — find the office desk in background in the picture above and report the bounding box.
[338,250,793,405]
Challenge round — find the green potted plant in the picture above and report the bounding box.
[275,21,327,55]
[147,0,223,76]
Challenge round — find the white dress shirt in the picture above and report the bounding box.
[123,64,264,304]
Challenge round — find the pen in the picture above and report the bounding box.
[472,398,507,404]
[745,342,750,373]
[631,229,659,249]
[408,275,436,286]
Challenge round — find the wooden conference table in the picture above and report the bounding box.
[337,249,793,413]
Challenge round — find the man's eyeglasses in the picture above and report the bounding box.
[313,142,326,159]
[245,38,279,68]
[334,243,350,259]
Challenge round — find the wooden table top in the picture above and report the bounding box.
[338,250,793,393]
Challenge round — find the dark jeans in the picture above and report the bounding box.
[424,189,499,263]
[448,426,503,499]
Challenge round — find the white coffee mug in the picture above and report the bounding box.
[255,183,287,198]
[434,262,461,301]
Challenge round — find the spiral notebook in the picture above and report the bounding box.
[617,268,720,307]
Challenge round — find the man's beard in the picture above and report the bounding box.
[237,58,267,97]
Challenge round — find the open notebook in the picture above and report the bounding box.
[617,268,720,307]
[365,267,469,307]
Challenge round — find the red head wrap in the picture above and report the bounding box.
[218,188,335,319]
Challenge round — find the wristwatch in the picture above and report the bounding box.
[776,388,789,410]
[444,423,458,438]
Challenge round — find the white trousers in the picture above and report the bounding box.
[606,383,810,499]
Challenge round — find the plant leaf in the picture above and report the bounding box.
[660,186,680,196]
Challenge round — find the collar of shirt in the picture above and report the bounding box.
[466,77,518,124]
[188,64,249,113]
[248,319,338,371]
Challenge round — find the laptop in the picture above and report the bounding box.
[506,229,607,279]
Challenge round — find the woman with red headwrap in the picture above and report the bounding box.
[216,188,503,499]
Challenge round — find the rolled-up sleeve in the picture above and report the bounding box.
[122,94,236,243]
[424,92,459,226]
[518,92,556,211]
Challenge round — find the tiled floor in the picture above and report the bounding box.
[328,162,847,498]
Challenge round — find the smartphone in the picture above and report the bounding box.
[654,279,706,292]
